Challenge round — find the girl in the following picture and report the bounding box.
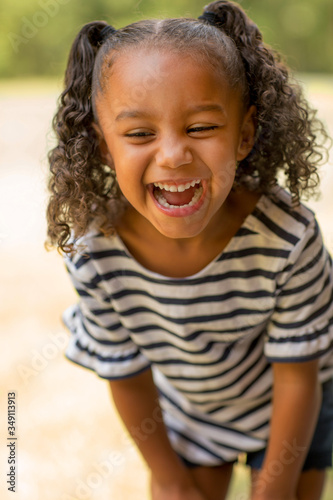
[46,1,333,499]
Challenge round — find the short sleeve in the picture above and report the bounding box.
[63,251,151,380]
[265,218,333,362]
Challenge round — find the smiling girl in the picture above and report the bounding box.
[47,1,333,499]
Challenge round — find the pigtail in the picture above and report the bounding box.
[201,1,329,202]
[46,21,118,253]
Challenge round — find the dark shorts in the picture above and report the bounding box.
[246,378,333,471]
[179,378,333,471]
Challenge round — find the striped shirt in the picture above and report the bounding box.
[63,186,333,465]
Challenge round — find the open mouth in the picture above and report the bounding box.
[152,179,204,209]
[148,179,206,218]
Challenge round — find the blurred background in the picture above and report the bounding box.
[0,1,332,499]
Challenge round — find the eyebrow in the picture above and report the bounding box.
[189,104,226,114]
[115,104,226,122]
[115,110,150,122]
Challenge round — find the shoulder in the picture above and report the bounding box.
[250,186,319,251]
[64,229,126,282]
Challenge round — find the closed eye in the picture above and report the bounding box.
[125,131,153,137]
[123,130,156,143]
[187,125,219,134]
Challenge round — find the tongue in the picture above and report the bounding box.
[159,186,197,206]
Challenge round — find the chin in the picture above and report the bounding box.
[152,219,208,240]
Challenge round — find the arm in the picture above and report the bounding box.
[108,368,207,500]
[251,359,322,500]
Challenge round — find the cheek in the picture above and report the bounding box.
[209,152,237,195]
[114,162,146,204]
[105,143,137,179]
[111,140,147,169]
[114,146,151,191]
[212,169,236,200]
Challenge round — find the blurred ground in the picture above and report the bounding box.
[0,77,333,500]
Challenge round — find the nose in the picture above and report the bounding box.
[155,132,193,169]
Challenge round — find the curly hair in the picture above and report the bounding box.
[46,0,330,253]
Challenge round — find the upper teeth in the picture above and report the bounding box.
[153,180,201,192]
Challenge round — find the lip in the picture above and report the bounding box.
[151,178,201,188]
[148,179,207,217]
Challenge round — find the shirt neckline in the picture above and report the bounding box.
[114,193,269,281]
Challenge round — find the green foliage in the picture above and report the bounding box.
[1,0,332,78]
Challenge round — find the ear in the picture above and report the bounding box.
[92,122,114,168]
[236,105,257,161]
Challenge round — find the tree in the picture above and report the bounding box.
[1,0,332,78]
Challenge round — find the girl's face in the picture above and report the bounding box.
[95,49,255,240]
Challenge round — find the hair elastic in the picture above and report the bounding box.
[198,11,225,27]
[99,25,117,44]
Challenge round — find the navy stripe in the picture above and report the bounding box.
[70,268,277,290]
[161,389,264,441]
[151,352,237,368]
[219,247,290,261]
[80,317,131,345]
[304,220,319,249]
[66,352,151,380]
[186,364,271,405]
[110,287,274,305]
[253,209,299,245]
[278,265,326,297]
[74,255,90,270]
[228,397,271,422]
[275,275,330,313]
[172,428,239,457]
[265,342,333,363]
[83,315,126,336]
[73,248,129,269]
[73,338,143,363]
[292,246,324,277]
[89,249,129,261]
[271,290,333,330]
[65,262,104,289]
[234,227,259,237]
[250,419,270,433]
[273,197,311,227]
[76,289,92,298]
[172,341,267,393]
[148,332,265,368]
[128,321,257,337]
[238,364,272,398]
[142,340,223,357]
[178,357,269,397]
[119,305,272,323]
[166,336,263,383]
[99,268,277,287]
[269,321,332,344]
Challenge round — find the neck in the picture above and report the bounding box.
[114,188,261,278]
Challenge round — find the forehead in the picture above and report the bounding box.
[96,48,241,120]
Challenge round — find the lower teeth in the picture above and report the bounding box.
[155,186,203,209]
